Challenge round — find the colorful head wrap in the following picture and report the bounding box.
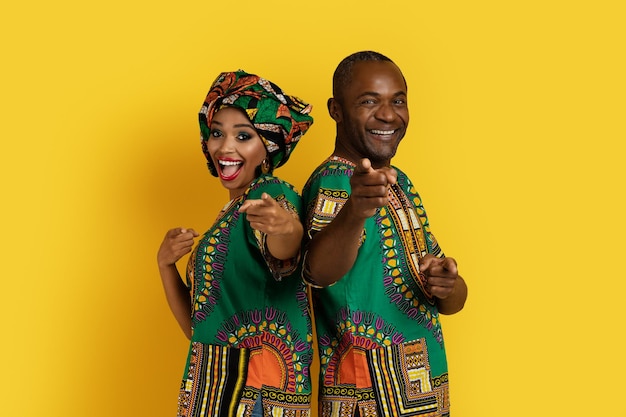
[199,70,314,176]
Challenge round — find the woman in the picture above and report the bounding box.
[157,70,314,417]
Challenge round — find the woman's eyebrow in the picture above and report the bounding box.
[210,120,254,129]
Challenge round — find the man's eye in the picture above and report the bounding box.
[394,99,406,105]
[361,99,376,105]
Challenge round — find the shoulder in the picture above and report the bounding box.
[303,157,355,196]
[392,165,420,195]
[247,174,301,201]
[391,165,409,183]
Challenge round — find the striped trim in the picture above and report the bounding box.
[178,343,248,417]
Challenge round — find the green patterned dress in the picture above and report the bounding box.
[303,157,450,417]
[177,174,313,417]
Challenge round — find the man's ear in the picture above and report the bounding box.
[327,98,342,123]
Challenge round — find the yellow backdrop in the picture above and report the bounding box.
[2,0,625,416]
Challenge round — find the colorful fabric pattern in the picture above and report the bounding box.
[199,70,314,174]
[178,174,313,417]
[302,156,449,417]
[367,340,450,416]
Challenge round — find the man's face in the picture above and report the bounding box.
[333,60,409,167]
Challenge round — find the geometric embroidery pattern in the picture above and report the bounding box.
[188,198,242,327]
[386,183,430,298]
[214,307,311,393]
[367,339,449,416]
[317,309,407,384]
[378,184,445,345]
[319,385,378,417]
[260,386,311,417]
[178,343,311,417]
[309,187,349,233]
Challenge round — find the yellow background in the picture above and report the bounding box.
[2,1,625,416]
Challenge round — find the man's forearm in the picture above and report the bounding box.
[306,201,367,287]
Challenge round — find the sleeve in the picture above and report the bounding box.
[302,169,351,240]
[246,176,303,280]
[301,165,355,287]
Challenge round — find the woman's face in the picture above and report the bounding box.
[206,107,266,199]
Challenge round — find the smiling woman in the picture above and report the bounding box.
[156,70,315,417]
[206,107,267,199]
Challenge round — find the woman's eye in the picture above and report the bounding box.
[237,132,252,141]
[210,129,222,138]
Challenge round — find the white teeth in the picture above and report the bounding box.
[370,129,395,135]
[219,160,242,166]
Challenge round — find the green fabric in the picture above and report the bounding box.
[181,174,313,399]
[302,157,449,408]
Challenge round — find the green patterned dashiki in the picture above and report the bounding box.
[178,174,313,417]
[302,156,451,417]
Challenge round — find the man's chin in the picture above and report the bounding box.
[366,148,398,165]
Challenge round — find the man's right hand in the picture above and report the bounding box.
[347,158,398,218]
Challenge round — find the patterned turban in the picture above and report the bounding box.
[199,70,314,176]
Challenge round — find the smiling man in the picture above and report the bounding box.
[302,51,468,416]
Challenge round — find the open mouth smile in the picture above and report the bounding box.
[217,158,243,181]
[369,129,397,135]
[368,128,401,140]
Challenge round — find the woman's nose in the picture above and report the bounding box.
[217,135,237,153]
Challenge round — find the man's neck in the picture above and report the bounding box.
[332,150,391,169]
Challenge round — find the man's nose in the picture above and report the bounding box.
[375,103,396,122]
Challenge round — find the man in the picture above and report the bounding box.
[302,51,468,417]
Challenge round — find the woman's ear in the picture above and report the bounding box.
[327,98,342,123]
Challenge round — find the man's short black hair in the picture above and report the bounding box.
[332,51,399,102]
